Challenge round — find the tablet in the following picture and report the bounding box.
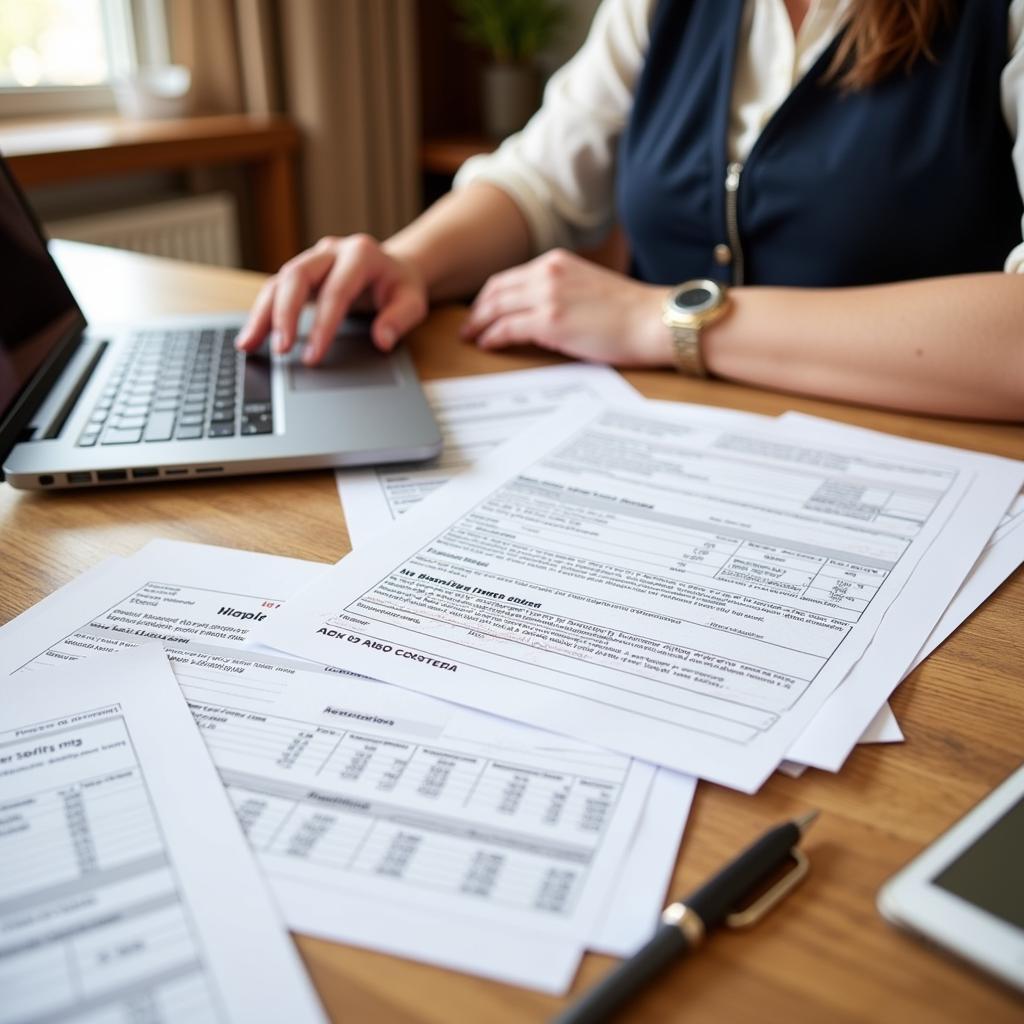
[878,762,1024,992]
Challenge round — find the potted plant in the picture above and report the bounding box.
[453,0,565,140]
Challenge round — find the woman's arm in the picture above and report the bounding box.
[384,183,532,301]
[462,251,1024,421]
[708,273,1024,420]
[236,0,647,363]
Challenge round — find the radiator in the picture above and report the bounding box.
[45,191,241,268]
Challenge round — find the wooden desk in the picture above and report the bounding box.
[0,115,300,272]
[2,242,1021,1023]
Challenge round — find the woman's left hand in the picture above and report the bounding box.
[460,249,673,367]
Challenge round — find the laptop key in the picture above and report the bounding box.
[176,425,203,440]
[102,427,144,445]
[179,412,204,427]
[208,422,235,437]
[144,412,176,442]
[78,431,100,447]
[241,414,273,435]
[114,415,147,430]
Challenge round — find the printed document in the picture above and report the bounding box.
[0,643,324,1024]
[0,542,656,993]
[260,400,1022,792]
[337,385,901,768]
[910,489,1024,670]
[336,364,638,544]
[777,416,1024,771]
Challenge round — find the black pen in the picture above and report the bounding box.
[552,810,820,1024]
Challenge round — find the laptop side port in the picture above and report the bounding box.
[97,469,128,482]
[66,471,93,485]
[131,467,159,479]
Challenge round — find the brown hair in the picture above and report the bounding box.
[827,0,954,91]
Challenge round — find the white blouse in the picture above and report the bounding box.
[454,0,1024,274]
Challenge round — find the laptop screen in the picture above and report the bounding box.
[0,156,84,463]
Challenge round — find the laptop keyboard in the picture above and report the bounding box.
[77,327,274,447]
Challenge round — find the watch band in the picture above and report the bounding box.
[669,325,709,379]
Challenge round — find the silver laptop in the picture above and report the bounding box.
[0,155,442,490]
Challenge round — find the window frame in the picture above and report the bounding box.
[0,0,170,120]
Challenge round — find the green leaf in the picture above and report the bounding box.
[451,0,566,63]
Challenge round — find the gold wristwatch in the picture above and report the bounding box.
[662,279,730,378]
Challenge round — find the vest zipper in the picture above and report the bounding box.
[724,161,745,285]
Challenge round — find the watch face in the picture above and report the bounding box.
[679,286,711,307]
[672,282,719,314]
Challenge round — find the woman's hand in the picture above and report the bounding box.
[460,249,673,367]
[235,234,428,365]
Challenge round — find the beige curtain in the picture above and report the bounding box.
[168,0,421,251]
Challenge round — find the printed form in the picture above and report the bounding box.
[776,415,1024,771]
[336,364,639,542]
[0,643,324,1024]
[780,414,1024,678]
[911,489,1024,670]
[0,542,663,993]
[339,377,900,765]
[261,401,1022,792]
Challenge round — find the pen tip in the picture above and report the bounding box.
[794,809,820,836]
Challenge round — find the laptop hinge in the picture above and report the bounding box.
[42,340,108,440]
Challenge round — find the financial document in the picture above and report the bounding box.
[0,542,658,993]
[777,416,1024,771]
[588,766,694,956]
[779,414,1024,675]
[910,489,1024,669]
[337,383,901,769]
[0,643,324,1024]
[336,364,639,544]
[261,400,1022,792]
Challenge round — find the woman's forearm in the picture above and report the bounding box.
[384,183,533,301]
[704,273,1024,420]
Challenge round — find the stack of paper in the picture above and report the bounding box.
[2,363,1020,999]
[0,539,694,993]
[258,367,1021,792]
[0,643,326,1023]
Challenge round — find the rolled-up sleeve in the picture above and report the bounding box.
[1002,0,1024,271]
[454,0,652,255]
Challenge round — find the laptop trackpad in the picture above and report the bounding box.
[288,332,398,392]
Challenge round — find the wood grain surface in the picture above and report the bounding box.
[1,242,1021,1023]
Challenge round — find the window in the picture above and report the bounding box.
[0,0,168,117]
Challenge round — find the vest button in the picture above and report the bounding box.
[713,243,733,266]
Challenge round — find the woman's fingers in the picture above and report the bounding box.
[462,276,532,339]
[236,278,277,352]
[269,248,336,355]
[476,311,544,350]
[371,282,428,352]
[304,243,381,365]
[237,234,429,365]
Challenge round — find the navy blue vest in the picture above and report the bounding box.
[617,0,1022,286]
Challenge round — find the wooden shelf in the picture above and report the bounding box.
[420,135,495,177]
[0,114,300,272]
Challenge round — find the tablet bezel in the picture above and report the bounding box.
[877,762,1024,992]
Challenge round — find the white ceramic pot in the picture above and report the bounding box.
[113,65,192,120]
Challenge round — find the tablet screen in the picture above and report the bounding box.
[933,794,1024,929]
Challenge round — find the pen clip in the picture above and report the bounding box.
[724,847,810,929]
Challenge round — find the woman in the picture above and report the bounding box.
[237,0,1024,420]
